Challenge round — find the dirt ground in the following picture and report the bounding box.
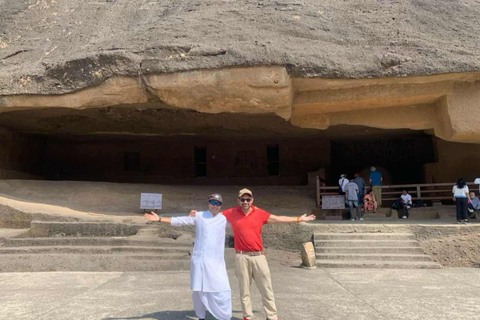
[0,179,315,220]
[420,233,480,268]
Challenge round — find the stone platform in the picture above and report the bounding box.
[1,266,480,320]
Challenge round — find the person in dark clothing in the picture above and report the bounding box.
[452,178,471,224]
[353,173,366,204]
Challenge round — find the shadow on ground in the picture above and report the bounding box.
[103,310,243,320]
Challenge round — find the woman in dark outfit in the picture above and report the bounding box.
[452,178,471,224]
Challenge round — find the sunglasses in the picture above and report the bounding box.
[239,198,252,202]
[209,200,222,206]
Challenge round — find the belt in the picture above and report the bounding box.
[236,250,264,256]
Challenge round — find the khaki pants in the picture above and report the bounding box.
[372,185,382,206]
[235,254,277,320]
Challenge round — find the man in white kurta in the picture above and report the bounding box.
[145,193,231,320]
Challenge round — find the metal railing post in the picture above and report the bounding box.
[316,176,320,208]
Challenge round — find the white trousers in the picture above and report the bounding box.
[192,291,232,320]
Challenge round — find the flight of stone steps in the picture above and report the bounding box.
[314,233,441,269]
[0,223,194,272]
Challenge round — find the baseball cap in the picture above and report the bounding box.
[208,193,223,203]
[238,188,253,198]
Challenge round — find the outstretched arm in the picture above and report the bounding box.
[145,211,171,224]
[267,213,315,224]
[145,212,196,226]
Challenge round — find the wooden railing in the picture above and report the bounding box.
[316,177,479,208]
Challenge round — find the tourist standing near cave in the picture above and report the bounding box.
[191,188,315,320]
[345,177,363,221]
[353,173,366,205]
[369,167,383,207]
[453,178,471,224]
[145,194,232,320]
[338,174,348,195]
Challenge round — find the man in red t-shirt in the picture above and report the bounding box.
[194,188,315,320]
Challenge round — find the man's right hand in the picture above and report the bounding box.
[145,211,160,222]
[189,210,197,217]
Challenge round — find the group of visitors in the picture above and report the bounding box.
[339,170,480,223]
[338,167,382,221]
[145,188,315,320]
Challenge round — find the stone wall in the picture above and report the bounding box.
[424,137,480,184]
[40,136,330,185]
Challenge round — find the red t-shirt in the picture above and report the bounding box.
[222,206,271,251]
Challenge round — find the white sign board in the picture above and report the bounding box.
[140,193,162,210]
[322,195,345,210]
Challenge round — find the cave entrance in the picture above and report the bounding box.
[328,132,435,186]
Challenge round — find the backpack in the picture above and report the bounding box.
[391,200,402,210]
[338,178,346,194]
[414,199,424,207]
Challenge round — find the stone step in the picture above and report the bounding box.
[316,253,433,262]
[315,240,420,247]
[316,260,441,269]
[315,247,425,254]
[0,228,29,238]
[362,214,390,219]
[314,233,415,240]
[27,221,140,237]
[0,237,194,248]
[0,246,192,255]
[0,254,192,272]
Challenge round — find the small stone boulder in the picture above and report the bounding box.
[300,241,317,269]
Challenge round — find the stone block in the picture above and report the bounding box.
[300,241,316,268]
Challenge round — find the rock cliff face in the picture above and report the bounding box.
[0,0,479,142]
[1,0,480,94]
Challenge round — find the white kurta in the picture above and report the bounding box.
[171,211,230,293]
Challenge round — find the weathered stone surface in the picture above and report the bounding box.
[435,82,480,143]
[144,67,293,119]
[25,221,140,237]
[2,76,149,110]
[1,0,480,143]
[291,73,480,141]
[300,241,316,268]
[1,0,480,95]
[1,70,480,142]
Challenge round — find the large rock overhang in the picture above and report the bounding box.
[1,67,480,143]
[1,0,480,142]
